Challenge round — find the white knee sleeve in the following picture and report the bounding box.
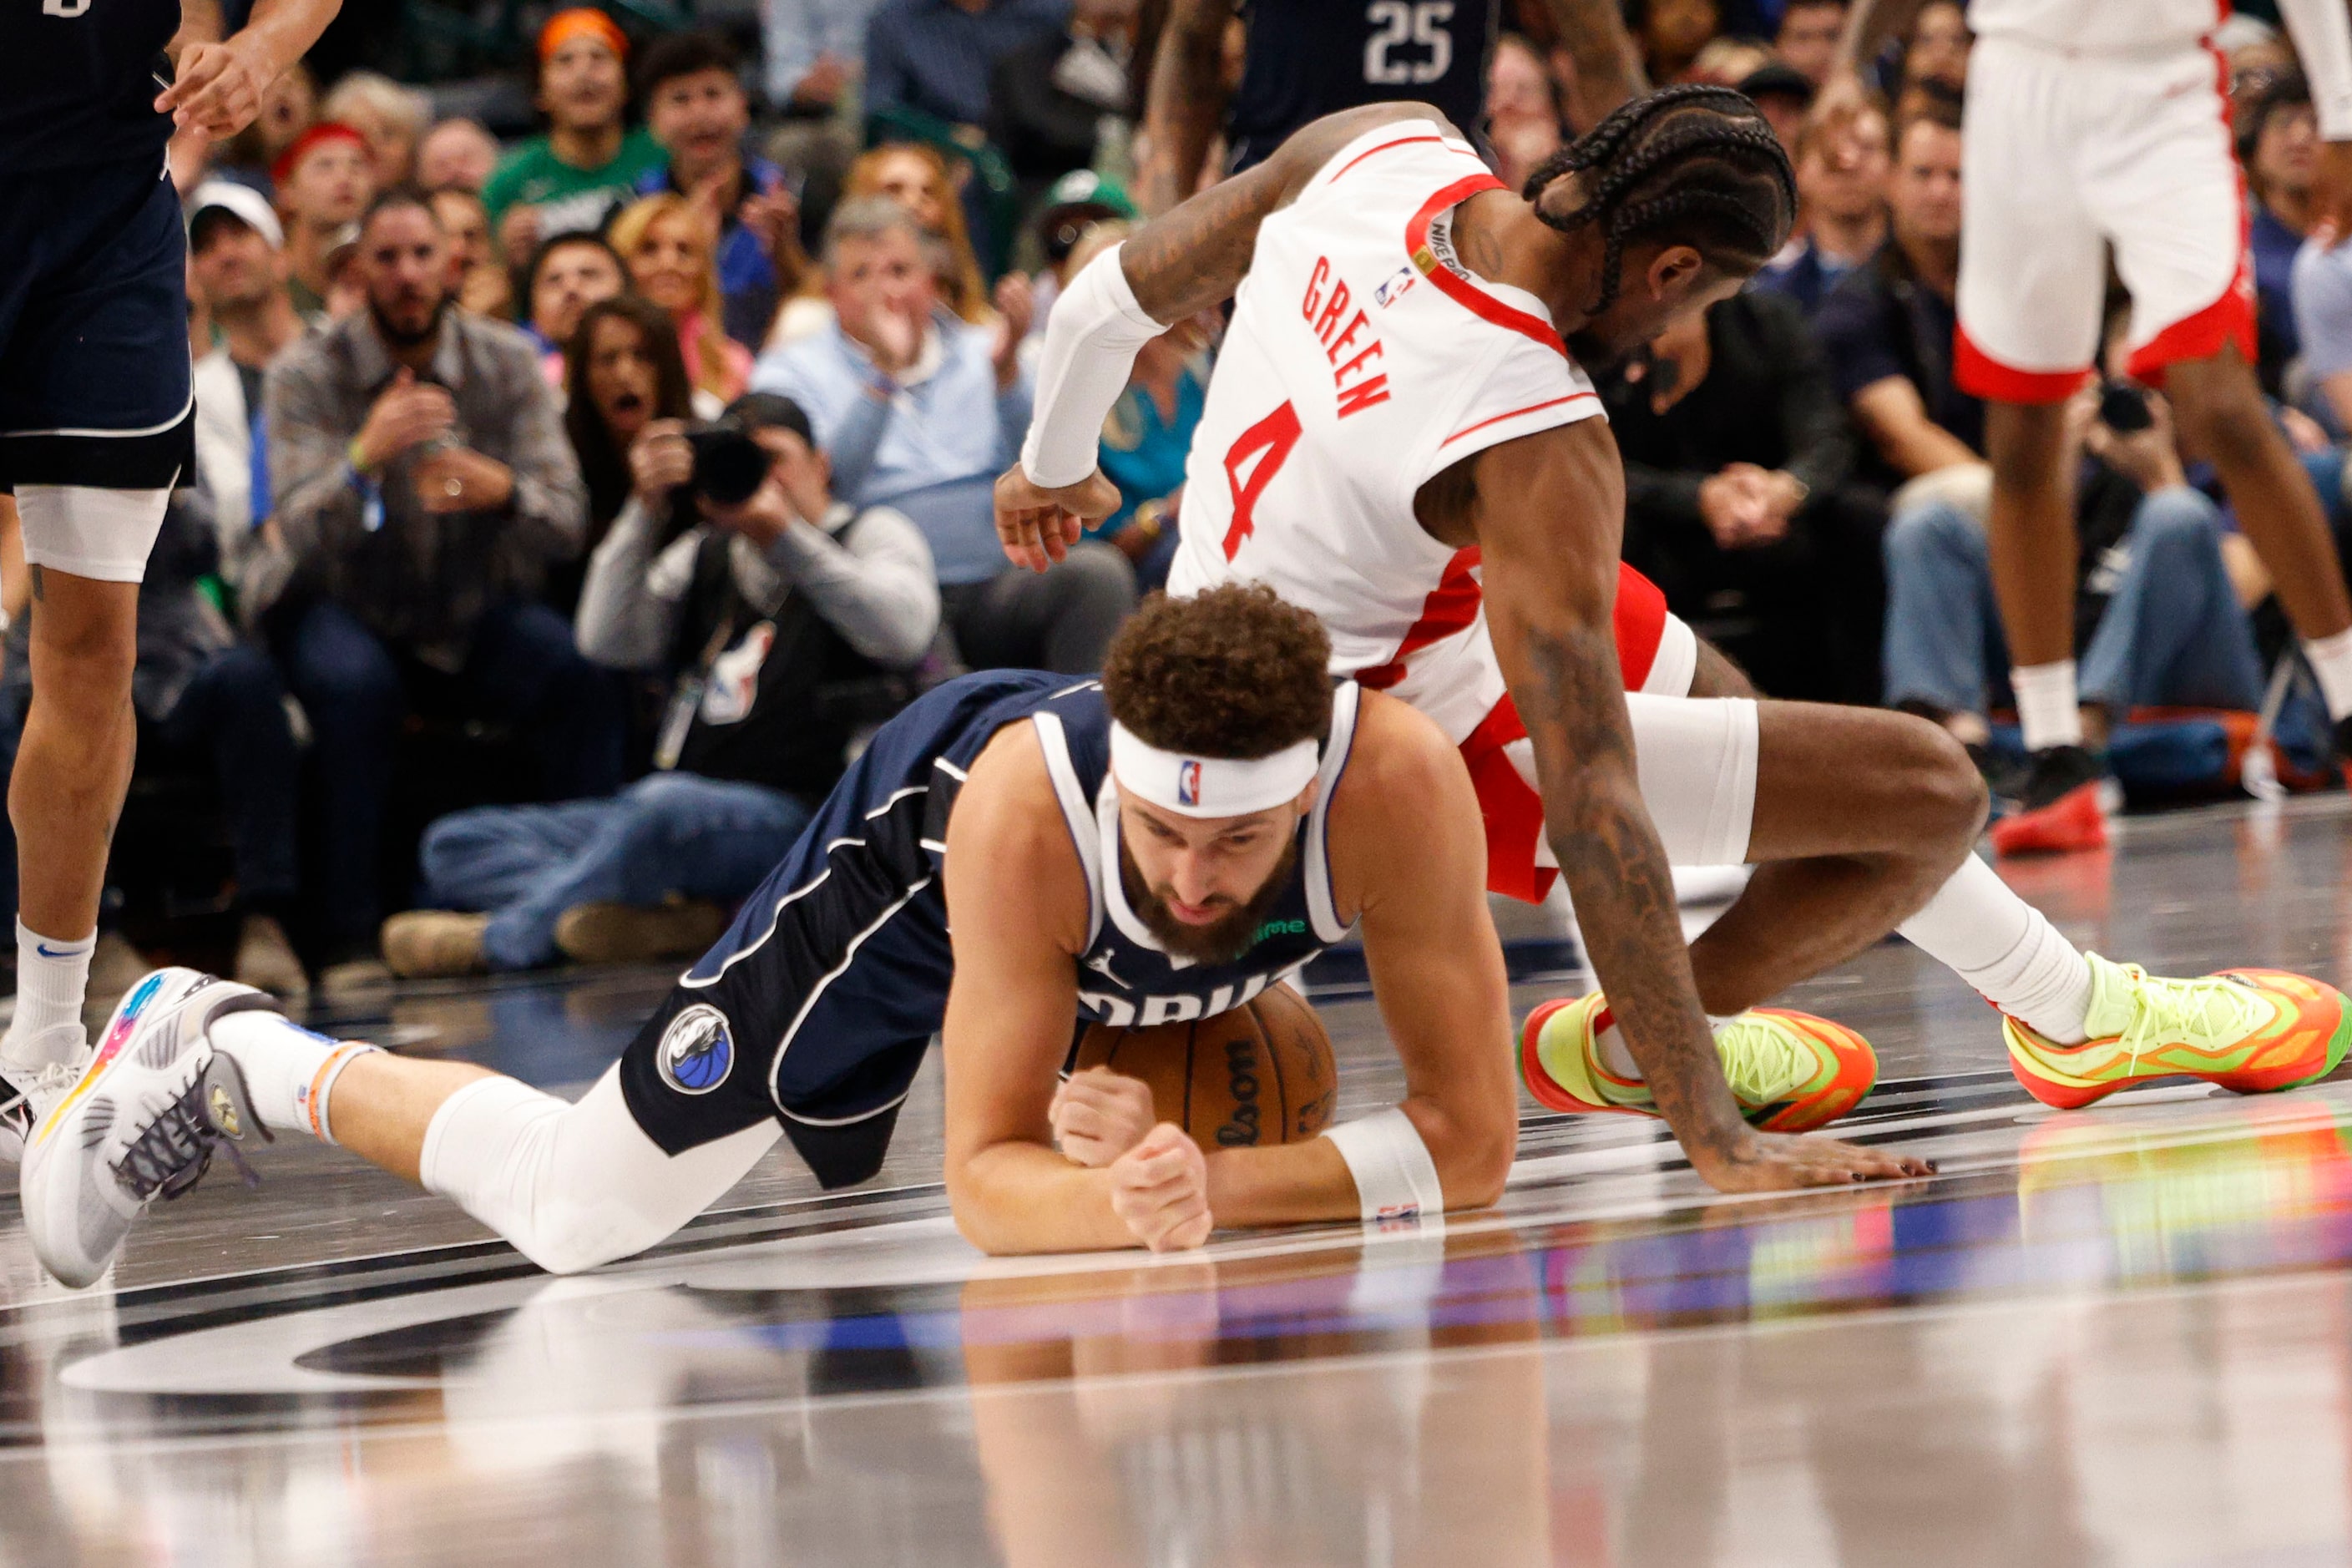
[15,485,170,584]
[1626,695,1760,867]
[419,1068,780,1275]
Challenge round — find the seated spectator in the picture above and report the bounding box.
[1737,61,1814,159]
[264,189,615,987]
[431,187,514,320]
[863,0,1069,137]
[1898,1,1970,97]
[764,0,878,117]
[1019,168,1137,348]
[768,142,1001,346]
[635,30,810,352]
[1487,33,1566,194]
[0,492,308,999]
[753,197,1133,672]
[1816,96,1979,493]
[211,60,316,194]
[612,195,756,404]
[382,392,938,976]
[274,122,376,316]
[1604,290,1884,704]
[2243,71,2319,397]
[524,231,630,387]
[1775,0,1845,85]
[2295,232,2352,438]
[187,184,311,609]
[556,294,700,609]
[1884,385,2274,761]
[483,9,669,264]
[320,72,429,190]
[1690,37,1775,87]
[986,0,1138,211]
[1061,226,1201,595]
[1756,95,1889,314]
[417,117,503,195]
[1637,0,1722,83]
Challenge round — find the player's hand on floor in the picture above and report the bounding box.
[1052,1067,1156,1166]
[1690,1128,1933,1193]
[994,466,1119,572]
[1108,1123,1214,1252]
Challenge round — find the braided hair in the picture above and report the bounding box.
[1520,84,1797,315]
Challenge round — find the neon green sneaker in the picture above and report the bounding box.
[2006,953,2352,1110]
[1520,993,1878,1132]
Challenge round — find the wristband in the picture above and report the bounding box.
[1323,1108,1444,1225]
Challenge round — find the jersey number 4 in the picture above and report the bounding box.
[1222,401,1302,560]
[1364,0,1454,86]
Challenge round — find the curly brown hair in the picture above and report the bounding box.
[1100,585,1333,757]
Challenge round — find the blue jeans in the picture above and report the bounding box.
[419,771,813,971]
[1882,487,2265,718]
[281,598,626,953]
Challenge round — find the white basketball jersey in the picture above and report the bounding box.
[1966,0,2221,56]
[1166,120,1604,719]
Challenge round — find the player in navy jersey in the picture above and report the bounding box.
[21,584,1932,1287]
[1139,0,1646,211]
[0,0,341,1156]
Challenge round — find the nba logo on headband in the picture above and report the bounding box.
[1177,760,1202,807]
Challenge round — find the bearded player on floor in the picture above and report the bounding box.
[28,585,1884,1287]
[995,88,2352,1191]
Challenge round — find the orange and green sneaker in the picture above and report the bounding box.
[1519,993,1879,1133]
[2005,953,2352,1110]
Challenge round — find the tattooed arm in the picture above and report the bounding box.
[1138,0,1236,215]
[1463,421,1927,1191]
[1531,0,1647,129]
[997,102,1446,565]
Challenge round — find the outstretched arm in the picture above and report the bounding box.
[1827,0,1924,96]
[1138,0,1237,215]
[1533,0,1647,129]
[996,102,1447,569]
[1469,422,1923,1191]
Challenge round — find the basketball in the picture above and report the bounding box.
[1071,984,1337,1148]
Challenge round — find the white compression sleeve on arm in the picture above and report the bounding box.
[1323,1108,1446,1225]
[420,1067,780,1275]
[1019,244,1169,487]
[2282,0,2352,139]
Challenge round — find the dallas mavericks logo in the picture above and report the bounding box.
[657,1004,734,1095]
[1178,760,1203,807]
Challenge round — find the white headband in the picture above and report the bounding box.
[1107,722,1321,819]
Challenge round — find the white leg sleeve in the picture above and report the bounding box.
[418,1066,781,1275]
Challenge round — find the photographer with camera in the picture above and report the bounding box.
[381,393,941,979]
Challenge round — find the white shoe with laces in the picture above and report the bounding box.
[22,969,277,1289]
[0,1022,89,1166]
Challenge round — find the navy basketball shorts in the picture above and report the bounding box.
[0,155,194,583]
[616,709,965,1188]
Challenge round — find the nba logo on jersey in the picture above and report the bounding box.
[1178,760,1203,807]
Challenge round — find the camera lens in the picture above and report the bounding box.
[685,420,771,507]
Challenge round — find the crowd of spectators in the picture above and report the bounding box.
[56,0,2352,1004]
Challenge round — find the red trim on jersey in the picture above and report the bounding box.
[1405,176,1571,359]
[1460,697,1555,903]
[1441,392,1602,448]
[2131,39,2258,387]
[1356,548,1484,690]
[1327,133,1446,184]
[1953,325,2092,405]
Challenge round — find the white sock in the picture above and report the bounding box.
[4,919,94,1064]
[1593,1014,1742,1081]
[1898,855,2093,1043]
[2304,629,2352,722]
[209,1010,377,1141]
[2011,660,2084,751]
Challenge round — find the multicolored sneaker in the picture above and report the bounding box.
[22,969,276,1289]
[1520,994,1879,1132]
[2005,953,2352,1110]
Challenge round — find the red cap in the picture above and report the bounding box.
[539,8,628,63]
[272,121,371,190]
